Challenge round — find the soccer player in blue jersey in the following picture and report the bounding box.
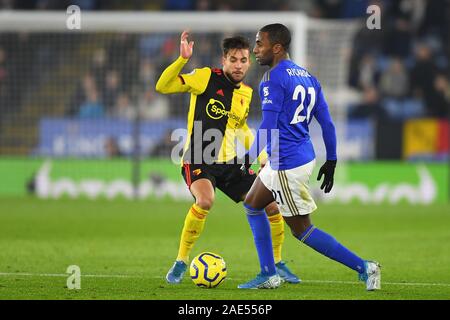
[237,23,381,290]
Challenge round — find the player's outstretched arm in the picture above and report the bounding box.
[155,30,194,94]
[314,88,337,193]
[315,108,337,193]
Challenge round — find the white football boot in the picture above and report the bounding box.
[359,260,381,291]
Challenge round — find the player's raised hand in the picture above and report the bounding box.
[317,160,337,193]
[180,30,194,59]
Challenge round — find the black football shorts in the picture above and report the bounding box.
[181,162,256,203]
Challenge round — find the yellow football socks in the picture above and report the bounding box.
[268,212,285,264]
[176,203,209,263]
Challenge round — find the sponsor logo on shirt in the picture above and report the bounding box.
[262,97,273,104]
[205,98,241,122]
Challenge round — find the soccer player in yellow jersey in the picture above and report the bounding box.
[155,30,299,284]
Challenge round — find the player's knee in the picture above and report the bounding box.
[290,228,302,238]
[243,189,259,207]
[288,224,307,238]
[285,216,311,238]
[264,202,280,216]
[196,197,214,211]
[242,197,258,210]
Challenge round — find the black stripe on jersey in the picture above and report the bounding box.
[184,69,239,164]
[278,170,299,216]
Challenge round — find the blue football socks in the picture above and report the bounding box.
[243,204,276,276]
[297,225,365,273]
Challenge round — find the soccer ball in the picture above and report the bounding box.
[190,252,227,288]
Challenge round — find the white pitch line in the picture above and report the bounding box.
[1,272,450,287]
[0,272,139,278]
[302,279,450,287]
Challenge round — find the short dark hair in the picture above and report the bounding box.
[222,36,250,56]
[259,23,291,51]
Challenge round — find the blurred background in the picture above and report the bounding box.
[0,0,448,204]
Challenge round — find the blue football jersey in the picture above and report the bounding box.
[260,59,336,170]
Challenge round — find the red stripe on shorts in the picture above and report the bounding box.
[184,163,192,187]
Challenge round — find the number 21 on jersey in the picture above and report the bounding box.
[271,189,285,205]
[290,85,316,124]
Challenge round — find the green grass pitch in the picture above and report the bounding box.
[0,197,449,300]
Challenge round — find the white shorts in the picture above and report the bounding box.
[259,160,317,217]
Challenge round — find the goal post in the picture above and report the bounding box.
[0,11,308,65]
